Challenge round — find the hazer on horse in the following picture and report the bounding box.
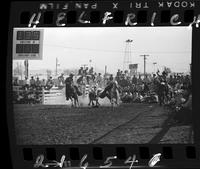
[99,76,120,107]
[65,73,82,107]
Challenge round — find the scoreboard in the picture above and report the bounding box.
[13,28,44,60]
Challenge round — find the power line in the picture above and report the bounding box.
[43,44,190,54]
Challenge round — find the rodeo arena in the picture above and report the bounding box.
[12,30,193,144]
[13,61,193,144]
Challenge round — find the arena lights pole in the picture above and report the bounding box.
[123,39,133,71]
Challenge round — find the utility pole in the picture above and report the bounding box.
[24,60,29,79]
[20,62,22,80]
[140,54,149,76]
[153,62,157,74]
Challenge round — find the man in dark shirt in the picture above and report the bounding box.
[78,67,83,76]
[89,67,94,75]
[83,67,88,76]
[30,76,36,88]
[46,77,53,90]
[65,73,74,85]
[65,73,74,100]
[35,77,41,90]
[116,69,121,77]
[132,75,137,85]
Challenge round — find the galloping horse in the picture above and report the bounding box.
[65,83,82,107]
[99,81,120,107]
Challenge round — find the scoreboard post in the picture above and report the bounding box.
[24,60,29,79]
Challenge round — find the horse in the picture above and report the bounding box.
[110,81,120,106]
[88,87,102,107]
[65,83,82,107]
[77,76,83,85]
[99,81,120,107]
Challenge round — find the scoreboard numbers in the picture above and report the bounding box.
[13,28,44,60]
[32,31,40,40]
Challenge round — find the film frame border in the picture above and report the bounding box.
[6,0,200,169]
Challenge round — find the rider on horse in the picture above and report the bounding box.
[65,73,74,100]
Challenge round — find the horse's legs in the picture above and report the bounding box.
[74,96,79,107]
[115,94,119,105]
[111,98,114,107]
[70,98,74,107]
[96,99,100,106]
[92,100,94,106]
[161,94,165,105]
[76,98,79,107]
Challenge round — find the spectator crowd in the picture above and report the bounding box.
[76,66,192,124]
[13,66,192,124]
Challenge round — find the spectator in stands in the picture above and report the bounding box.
[108,74,114,85]
[23,76,29,89]
[124,70,128,78]
[116,69,121,82]
[89,67,94,75]
[92,72,96,82]
[137,74,142,85]
[83,67,88,76]
[116,69,121,77]
[143,75,150,84]
[86,75,90,84]
[120,70,123,77]
[35,77,41,89]
[168,75,174,86]
[78,67,83,76]
[46,76,53,89]
[143,82,150,95]
[184,75,191,87]
[58,73,65,86]
[30,76,36,88]
[13,78,19,86]
[174,80,182,90]
[96,73,103,87]
[174,85,192,124]
[132,75,137,85]
[41,79,46,88]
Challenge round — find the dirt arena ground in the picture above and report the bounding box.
[13,102,193,145]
